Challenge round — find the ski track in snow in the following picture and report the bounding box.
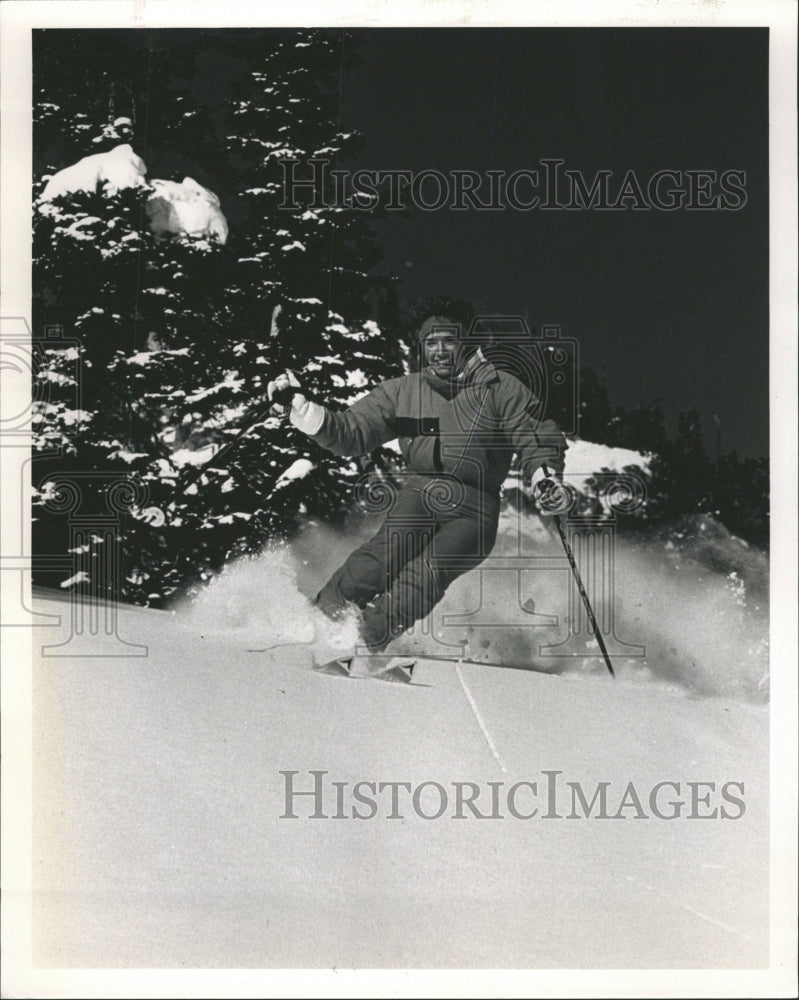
[454,662,508,774]
[623,876,753,944]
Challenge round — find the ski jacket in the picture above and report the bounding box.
[310,357,565,498]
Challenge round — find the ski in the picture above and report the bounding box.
[247,641,565,681]
[313,655,417,685]
[246,642,417,684]
[407,653,521,669]
[400,652,557,674]
[247,642,551,676]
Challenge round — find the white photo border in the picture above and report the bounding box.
[1,2,796,997]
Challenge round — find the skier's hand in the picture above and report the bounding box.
[527,466,571,516]
[267,369,303,417]
[266,369,325,436]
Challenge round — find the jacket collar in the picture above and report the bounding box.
[422,347,498,398]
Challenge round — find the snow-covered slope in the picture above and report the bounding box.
[30,429,769,968]
[32,577,768,969]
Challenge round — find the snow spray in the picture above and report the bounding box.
[176,507,768,704]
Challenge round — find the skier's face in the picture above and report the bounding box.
[421,318,466,378]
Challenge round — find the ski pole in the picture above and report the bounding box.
[540,463,616,679]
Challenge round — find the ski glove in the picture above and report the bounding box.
[267,370,325,436]
[528,465,571,516]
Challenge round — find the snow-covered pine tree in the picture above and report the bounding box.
[33,28,400,605]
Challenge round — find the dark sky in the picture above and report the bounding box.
[339,28,769,457]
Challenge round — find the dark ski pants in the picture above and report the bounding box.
[314,477,499,652]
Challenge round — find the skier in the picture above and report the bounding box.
[267,304,566,665]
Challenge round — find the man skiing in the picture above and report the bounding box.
[267,302,566,666]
